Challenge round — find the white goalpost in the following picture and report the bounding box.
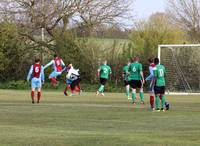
[158,44,200,95]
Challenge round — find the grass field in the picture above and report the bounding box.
[0,90,200,146]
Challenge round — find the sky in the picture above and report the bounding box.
[134,0,166,19]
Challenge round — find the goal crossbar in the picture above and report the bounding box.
[166,92,200,95]
[158,44,200,60]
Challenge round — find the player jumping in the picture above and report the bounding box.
[44,54,65,86]
[128,57,145,105]
[27,58,44,104]
[153,58,167,112]
[96,60,112,96]
[122,59,131,99]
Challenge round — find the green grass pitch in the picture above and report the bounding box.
[0,90,200,146]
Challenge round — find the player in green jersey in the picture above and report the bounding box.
[153,58,166,112]
[122,60,131,99]
[96,60,112,96]
[128,57,145,105]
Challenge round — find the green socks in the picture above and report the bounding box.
[140,92,144,101]
[155,95,160,109]
[98,85,104,93]
[131,90,144,102]
[132,92,136,102]
[161,95,166,109]
[155,95,166,109]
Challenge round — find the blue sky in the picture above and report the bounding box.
[134,0,166,19]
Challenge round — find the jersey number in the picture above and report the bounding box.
[56,60,60,66]
[132,67,137,72]
[103,68,108,73]
[159,69,164,77]
[35,67,39,73]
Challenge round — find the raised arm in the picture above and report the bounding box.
[61,59,66,72]
[44,60,54,70]
[27,65,33,81]
[61,59,65,67]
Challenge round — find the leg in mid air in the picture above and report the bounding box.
[50,77,57,86]
[97,85,104,96]
[49,71,62,86]
[97,78,107,96]
[97,85,105,96]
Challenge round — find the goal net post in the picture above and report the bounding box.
[158,44,200,95]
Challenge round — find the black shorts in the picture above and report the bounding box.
[71,78,81,90]
[124,80,129,86]
[129,80,142,89]
[100,78,107,85]
[154,86,165,95]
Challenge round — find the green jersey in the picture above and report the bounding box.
[128,62,143,80]
[153,64,166,86]
[99,65,111,79]
[123,65,129,81]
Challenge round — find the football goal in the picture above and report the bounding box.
[158,44,200,95]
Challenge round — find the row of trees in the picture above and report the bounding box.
[0,0,199,84]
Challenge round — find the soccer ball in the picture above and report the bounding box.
[165,102,170,110]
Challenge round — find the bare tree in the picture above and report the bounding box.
[0,0,133,49]
[167,0,200,42]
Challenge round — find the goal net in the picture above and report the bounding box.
[158,44,200,95]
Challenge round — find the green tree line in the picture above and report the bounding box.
[0,13,187,88]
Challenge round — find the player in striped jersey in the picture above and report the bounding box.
[44,54,65,86]
[27,58,44,103]
[145,58,156,110]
